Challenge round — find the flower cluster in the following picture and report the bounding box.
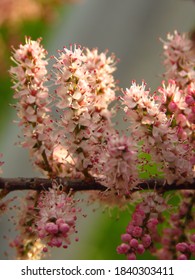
[10,184,81,256]
[160,31,195,182]
[158,80,194,140]
[162,30,195,87]
[160,30,194,156]
[53,44,117,179]
[5,31,195,260]
[36,184,80,250]
[117,192,166,259]
[9,37,64,176]
[10,191,45,260]
[10,38,50,151]
[0,0,79,76]
[96,134,139,206]
[121,79,194,185]
[155,190,195,260]
[119,31,195,186]
[176,238,195,260]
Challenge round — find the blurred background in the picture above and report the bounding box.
[0,0,195,260]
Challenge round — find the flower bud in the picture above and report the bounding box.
[121,233,132,243]
[142,234,151,248]
[130,238,139,248]
[59,223,70,234]
[116,243,130,254]
[127,252,136,260]
[176,242,188,253]
[45,222,58,234]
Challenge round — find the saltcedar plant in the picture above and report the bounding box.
[0,31,194,259]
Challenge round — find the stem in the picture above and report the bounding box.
[0,177,107,193]
[0,177,194,194]
[41,149,53,174]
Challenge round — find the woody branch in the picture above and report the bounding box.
[0,177,194,195]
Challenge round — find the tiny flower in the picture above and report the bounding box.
[147,218,159,231]
[177,254,188,260]
[49,237,62,248]
[45,223,58,234]
[116,243,130,254]
[176,242,189,253]
[127,252,136,260]
[121,233,132,243]
[142,234,152,248]
[59,223,70,234]
[168,101,177,112]
[130,238,139,248]
[137,244,145,255]
[132,226,143,238]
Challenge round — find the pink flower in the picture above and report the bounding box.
[10,37,56,176]
[176,242,188,253]
[132,226,143,238]
[162,31,195,87]
[130,238,139,248]
[97,134,139,205]
[117,192,166,259]
[36,183,80,249]
[127,252,136,260]
[137,244,145,254]
[177,254,188,260]
[121,233,132,243]
[52,44,117,179]
[116,243,130,254]
[45,223,58,234]
[142,234,152,248]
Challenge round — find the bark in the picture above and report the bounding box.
[0,177,194,194]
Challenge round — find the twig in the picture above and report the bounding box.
[0,177,194,194]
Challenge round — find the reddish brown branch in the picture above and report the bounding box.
[0,177,194,195]
[137,179,195,193]
[0,177,107,193]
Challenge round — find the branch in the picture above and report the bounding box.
[0,177,107,193]
[138,179,195,193]
[0,177,194,195]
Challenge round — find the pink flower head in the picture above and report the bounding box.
[52,44,117,179]
[116,243,130,254]
[98,134,139,205]
[9,37,56,176]
[36,183,79,249]
[176,242,189,253]
[162,31,195,87]
[142,234,152,248]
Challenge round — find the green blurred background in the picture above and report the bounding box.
[0,0,194,260]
